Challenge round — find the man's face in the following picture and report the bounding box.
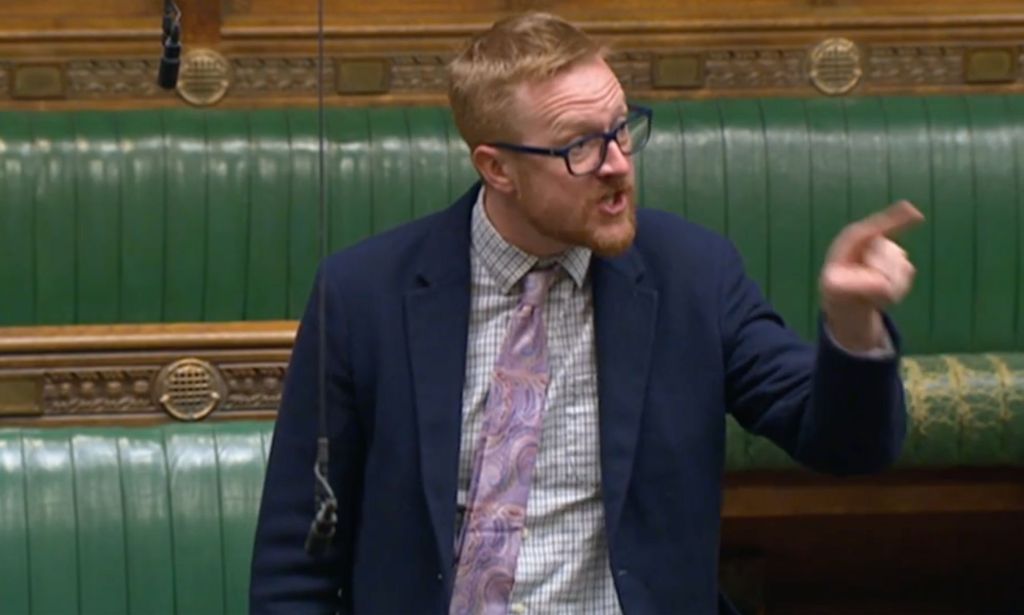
[502,57,637,257]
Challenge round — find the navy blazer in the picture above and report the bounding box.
[251,183,906,614]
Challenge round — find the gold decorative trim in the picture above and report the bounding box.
[964,47,1018,83]
[389,55,448,92]
[608,52,654,90]
[30,360,286,421]
[705,49,806,89]
[177,48,232,106]
[337,58,391,94]
[221,365,287,412]
[0,322,293,425]
[154,358,227,421]
[2,44,1022,105]
[44,369,155,416]
[0,321,297,353]
[867,46,962,86]
[66,59,165,98]
[809,38,863,95]
[0,378,40,416]
[32,360,286,421]
[11,64,65,99]
[651,54,703,89]
[232,57,321,95]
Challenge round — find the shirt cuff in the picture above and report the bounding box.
[824,325,896,359]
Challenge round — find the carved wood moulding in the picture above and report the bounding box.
[1,41,1023,107]
[0,322,294,426]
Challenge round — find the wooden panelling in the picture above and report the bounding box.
[723,511,1024,613]
[2,0,153,25]
[220,0,1024,28]
[0,323,294,426]
[2,3,1024,113]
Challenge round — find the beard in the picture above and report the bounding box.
[520,180,637,258]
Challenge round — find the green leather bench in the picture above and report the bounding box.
[3,96,1023,352]
[2,96,1024,613]
[0,422,270,614]
[3,97,1024,466]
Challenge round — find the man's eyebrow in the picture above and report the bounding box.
[551,109,629,139]
[551,117,599,138]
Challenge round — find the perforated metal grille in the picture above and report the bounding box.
[167,364,212,412]
[810,38,863,95]
[155,359,224,421]
[178,49,231,106]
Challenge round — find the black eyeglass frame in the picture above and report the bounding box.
[486,104,653,176]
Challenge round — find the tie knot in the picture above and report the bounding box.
[520,267,559,308]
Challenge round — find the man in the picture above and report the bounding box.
[251,12,921,614]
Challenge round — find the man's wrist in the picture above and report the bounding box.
[822,303,886,353]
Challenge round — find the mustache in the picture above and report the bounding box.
[599,179,634,195]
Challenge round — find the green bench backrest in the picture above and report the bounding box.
[0,422,272,615]
[2,96,1023,354]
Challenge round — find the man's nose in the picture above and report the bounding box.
[598,139,631,176]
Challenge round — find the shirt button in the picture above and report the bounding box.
[522,527,529,540]
[511,603,527,614]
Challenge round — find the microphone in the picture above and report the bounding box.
[304,436,338,556]
[158,1,182,89]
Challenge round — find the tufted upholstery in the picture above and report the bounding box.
[730,353,1024,469]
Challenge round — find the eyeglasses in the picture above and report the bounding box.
[487,104,653,176]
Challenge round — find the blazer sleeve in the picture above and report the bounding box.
[718,241,907,475]
[250,264,365,613]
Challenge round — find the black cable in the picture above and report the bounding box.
[304,0,338,557]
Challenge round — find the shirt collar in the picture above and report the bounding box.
[471,186,591,293]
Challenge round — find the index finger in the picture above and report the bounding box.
[860,200,925,238]
[828,200,925,263]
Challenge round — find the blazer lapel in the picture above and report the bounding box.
[404,186,478,574]
[592,249,658,542]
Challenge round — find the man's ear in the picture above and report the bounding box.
[472,145,517,195]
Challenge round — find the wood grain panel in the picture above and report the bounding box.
[2,2,1024,116]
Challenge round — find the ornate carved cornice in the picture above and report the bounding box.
[1,41,1023,108]
[0,322,294,425]
[66,59,166,99]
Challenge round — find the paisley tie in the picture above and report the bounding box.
[450,267,559,614]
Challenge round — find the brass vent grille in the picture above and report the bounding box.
[155,358,225,421]
[809,38,863,95]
